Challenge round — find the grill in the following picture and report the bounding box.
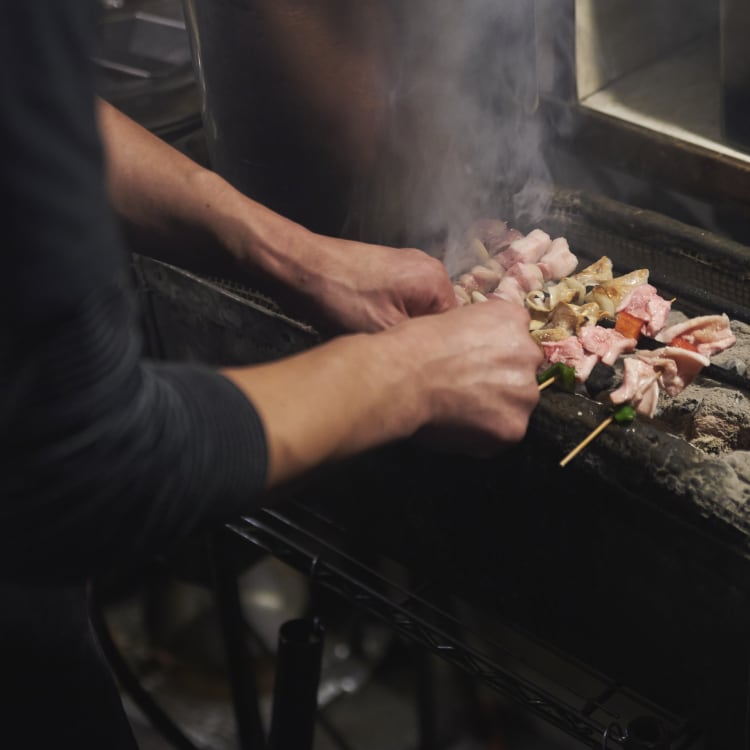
[134,185,750,748]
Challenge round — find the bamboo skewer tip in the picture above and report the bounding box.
[559,415,615,468]
[538,376,557,392]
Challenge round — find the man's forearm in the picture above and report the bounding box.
[97,99,312,278]
[221,328,424,487]
[221,297,543,488]
[97,100,456,333]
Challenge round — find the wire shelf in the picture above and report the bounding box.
[227,505,702,750]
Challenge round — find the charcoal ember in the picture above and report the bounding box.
[663,387,750,454]
[584,361,616,398]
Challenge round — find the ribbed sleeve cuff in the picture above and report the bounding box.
[150,362,269,523]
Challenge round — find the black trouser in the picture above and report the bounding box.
[0,582,137,750]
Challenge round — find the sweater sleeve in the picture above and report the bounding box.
[0,0,268,583]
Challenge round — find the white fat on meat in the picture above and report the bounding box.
[636,346,710,397]
[578,325,637,366]
[457,273,479,294]
[484,258,504,274]
[454,285,471,306]
[492,229,524,255]
[491,276,526,306]
[540,336,599,382]
[467,219,517,255]
[468,238,490,263]
[617,284,673,337]
[538,238,578,282]
[610,358,660,418]
[655,314,737,356]
[505,262,545,293]
[469,264,503,293]
[497,229,552,269]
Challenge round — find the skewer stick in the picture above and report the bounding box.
[538,376,557,392]
[559,373,661,468]
[559,416,614,468]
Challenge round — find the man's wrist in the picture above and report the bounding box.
[205,176,326,289]
[370,324,432,438]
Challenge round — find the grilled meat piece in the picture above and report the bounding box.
[578,325,638,367]
[656,314,737,356]
[610,357,661,417]
[491,276,526,305]
[538,237,578,281]
[497,229,552,269]
[466,218,517,255]
[469,264,503,294]
[540,336,599,382]
[616,284,673,337]
[506,262,545,293]
[570,256,613,287]
[637,347,710,397]
[586,268,650,317]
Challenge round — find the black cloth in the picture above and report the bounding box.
[0,0,268,586]
[0,1,271,745]
[1,584,139,750]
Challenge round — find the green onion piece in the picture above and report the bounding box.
[536,363,561,385]
[536,362,576,392]
[557,364,576,393]
[613,404,637,424]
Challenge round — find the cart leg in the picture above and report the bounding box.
[268,618,324,750]
[210,535,267,750]
[414,646,439,750]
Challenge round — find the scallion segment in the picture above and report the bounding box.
[536,363,576,392]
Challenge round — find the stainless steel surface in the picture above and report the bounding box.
[182,0,539,243]
[95,0,201,137]
[721,0,750,149]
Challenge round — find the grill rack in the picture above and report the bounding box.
[227,505,702,750]
[133,184,750,746]
[543,188,750,324]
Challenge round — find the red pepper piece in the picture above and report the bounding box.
[615,311,645,340]
[669,336,699,352]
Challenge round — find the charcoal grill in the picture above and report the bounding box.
[134,186,750,748]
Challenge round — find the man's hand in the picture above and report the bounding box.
[253,233,456,333]
[98,100,453,334]
[390,300,543,454]
[99,101,543,489]
[225,298,542,486]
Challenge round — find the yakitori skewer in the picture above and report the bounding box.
[536,362,576,393]
[559,403,636,468]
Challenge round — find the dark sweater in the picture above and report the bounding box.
[0,0,268,584]
[0,3,270,745]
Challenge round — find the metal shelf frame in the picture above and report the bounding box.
[227,507,701,750]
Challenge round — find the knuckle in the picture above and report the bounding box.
[504,421,526,444]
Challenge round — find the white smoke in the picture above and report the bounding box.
[347,0,554,263]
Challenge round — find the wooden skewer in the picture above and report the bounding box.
[559,416,614,468]
[538,376,557,392]
[559,372,662,468]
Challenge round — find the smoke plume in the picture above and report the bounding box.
[348,0,553,273]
